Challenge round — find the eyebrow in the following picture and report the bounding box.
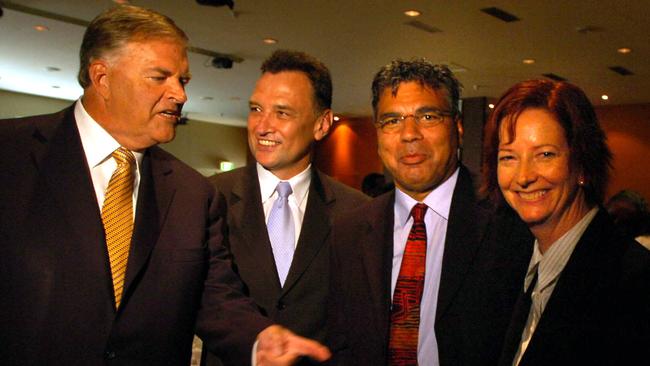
[148,67,192,79]
[378,106,448,119]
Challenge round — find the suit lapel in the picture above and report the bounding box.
[361,192,395,337]
[522,209,613,361]
[281,170,331,294]
[436,166,489,322]
[121,147,171,303]
[34,107,113,301]
[230,165,282,292]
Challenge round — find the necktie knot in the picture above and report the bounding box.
[112,147,135,168]
[276,181,292,199]
[411,203,428,223]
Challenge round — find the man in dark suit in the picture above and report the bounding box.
[202,50,368,365]
[328,60,531,365]
[0,5,328,366]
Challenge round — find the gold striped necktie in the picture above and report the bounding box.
[101,147,136,310]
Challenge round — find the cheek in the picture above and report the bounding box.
[497,166,512,189]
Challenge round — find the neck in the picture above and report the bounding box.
[531,195,593,253]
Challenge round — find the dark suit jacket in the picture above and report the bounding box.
[499,209,650,366]
[202,164,368,365]
[328,166,533,366]
[0,106,271,366]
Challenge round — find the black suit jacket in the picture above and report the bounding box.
[499,209,650,366]
[328,166,533,366]
[202,164,368,365]
[0,106,271,366]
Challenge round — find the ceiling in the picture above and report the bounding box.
[1,0,648,127]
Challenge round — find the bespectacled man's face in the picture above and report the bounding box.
[376,82,463,201]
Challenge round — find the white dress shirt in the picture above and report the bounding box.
[74,100,143,216]
[512,207,598,366]
[256,162,311,248]
[392,167,459,366]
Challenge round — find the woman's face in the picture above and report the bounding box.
[497,108,588,242]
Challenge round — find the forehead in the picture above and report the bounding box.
[376,82,449,112]
[252,71,315,105]
[112,38,188,66]
[499,108,567,144]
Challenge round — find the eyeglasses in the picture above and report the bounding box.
[375,110,452,133]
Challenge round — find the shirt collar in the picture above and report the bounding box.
[525,207,599,291]
[394,167,459,227]
[74,99,143,168]
[256,162,311,205]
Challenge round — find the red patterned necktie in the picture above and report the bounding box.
[388,203,428,365]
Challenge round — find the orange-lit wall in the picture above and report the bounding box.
[596,103,650,202]
[314,117,382,189]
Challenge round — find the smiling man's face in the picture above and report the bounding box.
[247,71,330,180]
[376,82,463,201]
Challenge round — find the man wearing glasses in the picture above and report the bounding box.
[327,59,531,365]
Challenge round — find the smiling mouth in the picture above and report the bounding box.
[159,110,181,120]
[518,190,548,201]
[258,139,280,146]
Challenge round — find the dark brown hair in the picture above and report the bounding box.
[481,79,612,206]
[261,50,332,111]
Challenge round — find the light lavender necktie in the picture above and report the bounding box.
[267,181,295,286]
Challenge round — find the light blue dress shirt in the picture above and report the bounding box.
[392,168,459,366]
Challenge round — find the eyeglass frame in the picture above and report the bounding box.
[374,108,455,133]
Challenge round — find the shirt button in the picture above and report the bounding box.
[277,301,286,310]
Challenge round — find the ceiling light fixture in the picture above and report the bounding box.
[34,25,49,31]
[404,10,421,17]
[51,85,60,88]
[333,116,340,121]
[522,58,535,65]
[617,47,632,54]
[263,38,278,44]
[46,66,61,72]
[601,95,609,100]
[488,104,495,109]
[201,96,214,100]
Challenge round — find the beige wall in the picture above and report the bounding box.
[0,89,72,118]
[0,89,249,176]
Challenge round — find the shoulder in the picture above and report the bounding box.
[316,170,369,206]
[334,190,392,228]
[208,166,249,191]
[148,146,213,194]
[0,107,73,141]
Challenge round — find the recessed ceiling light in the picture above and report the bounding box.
[34,25,49,32]
[229,96,241,101]
[201,96,214,101]
[51,85,60,89]
[617,47,632,54]
[488,104,495,109]
[46,66,61,72]
[333,116,340,121]
[263,38,278,44]
[404,10,421,17]
[522,58,535,65]
[601,95,609,100]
